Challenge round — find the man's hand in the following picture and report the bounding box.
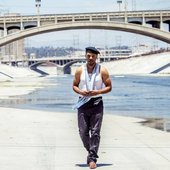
[88,90,100,96]
[80,90,91,96]
[80,90,100,96]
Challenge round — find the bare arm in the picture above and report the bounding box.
[100,66,112,93]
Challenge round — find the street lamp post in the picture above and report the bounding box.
[124,0,128,23]
[117,0,122,12]
[35,0,41,27]
[35,0,41,15]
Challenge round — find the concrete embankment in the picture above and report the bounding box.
[1,51,170,79]
[0,64,49,98]
[102,52,170,75]
[71,52,170,75]
[0,64,40,81]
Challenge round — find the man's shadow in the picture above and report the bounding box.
[75,163,113,168]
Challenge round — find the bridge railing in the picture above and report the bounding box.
[0,10,170,24]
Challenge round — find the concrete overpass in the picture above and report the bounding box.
[29,58,85,75]
[1,56,86,75]
[0,10,170,46]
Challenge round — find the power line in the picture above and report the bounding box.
[131,0,136,11]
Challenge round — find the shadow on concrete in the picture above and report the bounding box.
[75,163,113,168]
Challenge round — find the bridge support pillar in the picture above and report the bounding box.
[142,13,145,26]
[37,16,41,27]
[160,12,164,30]
[20,20,24,30]
[72,16,75,22]
[107,14,110,22]
[124,15,127,23]
[56,66,64,75]
[55,15,58,23]
[3,21,7,36]
[90,15,92,21]
[37,20,40,27]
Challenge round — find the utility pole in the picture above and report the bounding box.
[132,0,136,11]
[73,35,79,49]
[124,0,128,12]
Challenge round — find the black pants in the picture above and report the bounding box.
[77,97,103,164]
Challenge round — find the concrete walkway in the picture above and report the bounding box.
[0,107,170,170]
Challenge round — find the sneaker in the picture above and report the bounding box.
[89,161,97,169]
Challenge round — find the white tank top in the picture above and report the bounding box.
[79,64,105,97]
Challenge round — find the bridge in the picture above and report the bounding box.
[1,53,125,74]
[28,57,85,74]
[1,56,86,75]
[0,10,170,46]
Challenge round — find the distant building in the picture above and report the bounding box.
[99,47,132,57]
[98,47,132,62]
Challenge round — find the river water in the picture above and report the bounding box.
[1,75,170,119]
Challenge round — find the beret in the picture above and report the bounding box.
[85,47,100,54]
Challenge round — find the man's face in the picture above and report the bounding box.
[85,52,97,66]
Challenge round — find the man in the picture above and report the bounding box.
[72,47,112,169]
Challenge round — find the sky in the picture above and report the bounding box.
[0,0,170,49]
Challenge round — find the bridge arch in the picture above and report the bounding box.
[0,21,170,47]
[29,61,58,75]
[7,26,20,31]
[146,20,160,28]
[29,60,58,68]
[163,20,170,31]
[29,60,85,75]
[63,59,85,74]
[164,20,170,24]
[24,25,36,29]
[129,21,142,25]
